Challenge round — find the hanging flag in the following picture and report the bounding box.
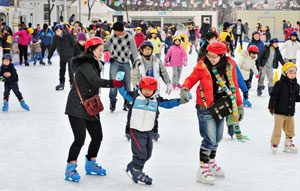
[138,1,141,5]
[177,0,181,3]
[165,1,170,6]
[182,1,187,7]
[223,3,227,8]
[218,0,222,6]
[83,1,87,5]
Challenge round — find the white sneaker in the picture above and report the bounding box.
[209,159,225,178]
[271,144,278,153]
[284,138,297,153]
[196,162,215,185]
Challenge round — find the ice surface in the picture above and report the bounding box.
[0,42,300,191]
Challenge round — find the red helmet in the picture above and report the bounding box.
[85,37,104,50]
[139,76,158,91]
[248,45,259,53]
[207,41,227,55]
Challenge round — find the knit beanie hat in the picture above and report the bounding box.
[77,32,87,41]
[112,22,124,32]
[285,66,297,74]
[270,38,279,44]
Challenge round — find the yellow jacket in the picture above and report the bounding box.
[148,38,163,54]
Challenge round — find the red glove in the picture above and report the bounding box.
[269,108,274,115]
[255,74,259,78]
[113,80,123,88]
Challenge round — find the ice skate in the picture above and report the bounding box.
[257,86,263,96]
[110,101,116,112]
[196,162,215,185]
[85,157,106,176]
[20,100,30,111]
[48,60,52,65]
[123,100,130,111]
[126,162,152,185]
[153,133,160,141]
[284,138,297,153]
[172,85,176,90]
[227,125,234,139]
[56,83,64,91]
[65,162,80,182]
[243,98,252,107]
[209,159,225,178]
[177,84,182,89]
[271,144,278,153]
[2,100,8,112]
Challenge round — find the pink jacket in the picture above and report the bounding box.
[13,30,33,46]
[164,45,187,67]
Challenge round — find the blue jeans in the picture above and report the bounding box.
[109,60,131,102]
[196,105,224,151]
[34,52,43,63]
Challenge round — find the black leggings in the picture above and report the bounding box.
[67,115,103,162]
[18,44,28,64]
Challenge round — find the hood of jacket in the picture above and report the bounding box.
[71,52,100,71]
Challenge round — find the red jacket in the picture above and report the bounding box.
[134,32,146,48]
[182,56,242,107]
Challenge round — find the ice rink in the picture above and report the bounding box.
[1,43,300,191]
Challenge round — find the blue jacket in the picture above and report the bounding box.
[36,29,55,46]
[164,36,173,54]
[235,65,248,93]
[118,86,180,131]
[248,39,264,53]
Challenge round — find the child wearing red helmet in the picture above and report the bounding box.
[238,45,259,107]
[117,76,191,185]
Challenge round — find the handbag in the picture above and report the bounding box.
[200,86,233,120]
[74,77,104,116]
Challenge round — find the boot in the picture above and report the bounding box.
[257,86,263,96]
[123,100,130,111]
[85,157,106,176]
[33,59,37,66]
[284,138,297,153]
[20,100,30,111]
[227,125,234,139]
[243,98,252,107]
[2,100,8,112]
[268,86,273,96]
[208,159,225,178]
[40,61,45,66]
[56,83,64,91]
[125,133,131,141]
[196,162,215,185]
[271,144,278,153]
[65,162,80,182]
[153,133,160,141]
[110,101,116,112]
[48,60,52,65]
[24,60,29,66]
[126,162,152,185]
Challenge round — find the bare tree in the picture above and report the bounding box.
[47,0,55,25]
[87,0,97,21]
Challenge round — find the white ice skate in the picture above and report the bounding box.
[284,138,297,153]
[208,159,225,178]
[196,162,215,185]
[271,144,278,153]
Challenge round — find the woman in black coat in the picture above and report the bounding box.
[64,37,123,182]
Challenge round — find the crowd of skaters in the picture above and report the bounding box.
[1,16,300,186]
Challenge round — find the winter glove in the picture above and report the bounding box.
[269,108,274,115]
[113,80,124,88]
[255,74,259,78]
[0,76,5,82]
[115,71,125,81]
[165,62,170,67]
[238,105,244,122]
[183,61,187,66]
[166,83,172,95]
[179,87,192,104]
[164,44,168,49]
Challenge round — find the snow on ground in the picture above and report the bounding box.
[0,42,300,191]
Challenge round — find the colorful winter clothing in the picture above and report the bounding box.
[238,50,258,81]
[0,33,12,54]
[180,35,192,52]
[165,45,187,67]
[148,37,163,55]
[134,32,146,48]
[12,30,33,46]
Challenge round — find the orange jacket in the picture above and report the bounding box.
[182,56,242,107]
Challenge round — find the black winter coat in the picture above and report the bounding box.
[65,53,114,121]
[48,31,75,61]
[232,24,245,35]
[72,43,85,57]
[269,75,300,116]
[258,45,284,69]
[200,23,211,39]
[0,64,18,85]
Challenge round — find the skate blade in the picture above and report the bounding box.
[283,150,297,154]
[86,171,106,176]
[65,177,80,183]
[196,178,214,185]
[125,169,150,185]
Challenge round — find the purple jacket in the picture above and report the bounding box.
[164,45,187,67]
[12,30,33,46]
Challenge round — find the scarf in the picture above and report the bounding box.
[212,64,249,143]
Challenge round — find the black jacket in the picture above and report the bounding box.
[232,24,245,35]
[138,23,148,36]
[0,34,11,50]
[72,43,85,57]
[258,45,284,69]
[0,64,18,85]
[197,40,209,62]
[48,31,75,61]
[269,75,300,116]
[200,23,211,39]
[65,53,114,121]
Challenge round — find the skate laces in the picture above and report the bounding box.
[209,160,221,171]
[201,164,213,176]
[289,139,295,147]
